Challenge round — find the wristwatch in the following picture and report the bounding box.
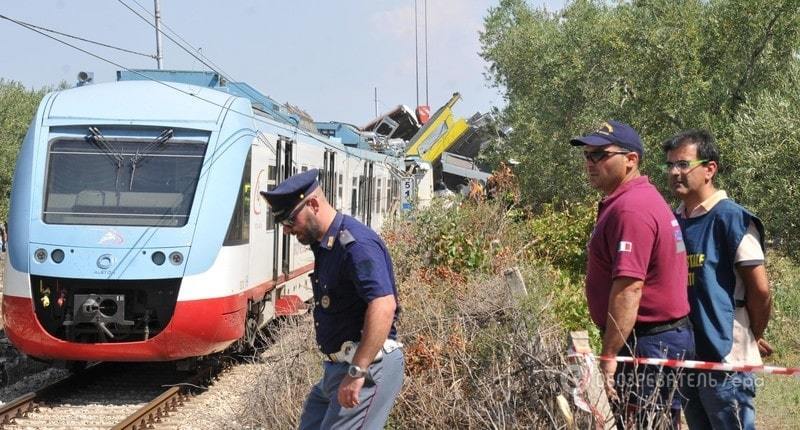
[347,364,368,378]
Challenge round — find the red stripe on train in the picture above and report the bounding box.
[2,263,315,362]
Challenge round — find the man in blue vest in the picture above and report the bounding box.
[261,169,404,429]
[663,129,772,430]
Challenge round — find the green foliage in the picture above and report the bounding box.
[405,198,510,274]
[392,197,599,342]
[525,200,596,279]
[0,79,48,219]
[480,0,800,209]
[725,66,800,259]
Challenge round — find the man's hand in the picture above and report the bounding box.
[600,357,619,402]
[757,337,774,358]
[337,374,365,408]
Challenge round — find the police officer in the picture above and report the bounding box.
[261,169,404,429]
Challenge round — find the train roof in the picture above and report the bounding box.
[117,70,303,129]
[45,79,238,129]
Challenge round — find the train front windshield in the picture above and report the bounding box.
[43,127,210,227]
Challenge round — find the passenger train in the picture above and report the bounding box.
[2,70,404,363]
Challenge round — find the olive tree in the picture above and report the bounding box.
[480,0,800,206]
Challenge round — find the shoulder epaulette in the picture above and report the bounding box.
[339,229,356,247]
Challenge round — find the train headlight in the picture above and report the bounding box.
[151,251,166,266]
[34,248,48,263]
[169,252,183,265]
[51,249,65,264]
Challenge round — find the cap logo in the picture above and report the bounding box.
[596,122,614,136]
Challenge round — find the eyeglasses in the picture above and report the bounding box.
[662,159,708,173]
[583,150,631,163]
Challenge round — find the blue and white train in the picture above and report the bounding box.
[2,70,403,362]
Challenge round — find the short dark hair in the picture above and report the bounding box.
[661,129,720,166]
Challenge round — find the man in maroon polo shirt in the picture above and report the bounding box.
[570,120,693,428]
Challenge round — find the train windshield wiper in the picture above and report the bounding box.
[87,127,125,190]
[129,129,174,190]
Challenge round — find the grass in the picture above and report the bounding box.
[754,252,800,428]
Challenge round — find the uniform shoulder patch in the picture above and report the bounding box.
[339,229,356,247]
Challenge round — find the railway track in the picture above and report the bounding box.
[0,360,222,430]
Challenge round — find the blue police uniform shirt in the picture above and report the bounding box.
[677,199,764,362]
[311,212,399,354]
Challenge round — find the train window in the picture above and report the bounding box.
[266,165,277,230]
[386,181,391,212]
[351,177,358,215]
[224,150,251,245]
[338,173,343,202]
[43,128,208,227]
[377,179,382,215]
[319,168,327,195]
[301,165,308,172]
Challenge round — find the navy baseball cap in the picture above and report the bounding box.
[261,169,319,223]
[570,120,644,157]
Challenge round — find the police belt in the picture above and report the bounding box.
[323,339,403,363]
[632,315,690,337]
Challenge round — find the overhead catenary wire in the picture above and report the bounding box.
[114,0,267,106]
[2,11,402,175]
[124,0,235,79]
[0,14,155,59]
[116,0,402,175]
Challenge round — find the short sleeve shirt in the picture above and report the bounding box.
[585,176,690,328]
[311,213,399,354]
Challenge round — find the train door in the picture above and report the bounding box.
[359,164,367,222]
[272,139,283,282]
[328,151,336,208]
[366,162,374,227]
[351,176,358,217]
[281,137,294,276]
[322,150,337,206]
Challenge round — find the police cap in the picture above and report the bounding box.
[260,169,320,223]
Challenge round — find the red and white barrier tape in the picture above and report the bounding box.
[596,355,800,377]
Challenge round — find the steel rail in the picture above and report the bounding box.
[0,361,218,430]
[0,369,84,428]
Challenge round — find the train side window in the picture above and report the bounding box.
[351,176,358,215]
[301,165,308,172]
[224,150,251,245]
[338,173,343,203]
[377,179,382,215]
[319,168,327,196]
[266,165,277,230]
[386,180,391,212]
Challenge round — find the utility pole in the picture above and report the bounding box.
[414,0,419,107]
[154,0,164,69]
[374,87,379,117]
[424,0,429,106]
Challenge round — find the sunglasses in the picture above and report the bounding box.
[582,150,631,163]
[279,201,308,227]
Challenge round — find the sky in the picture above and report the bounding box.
[0,1,564,126]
